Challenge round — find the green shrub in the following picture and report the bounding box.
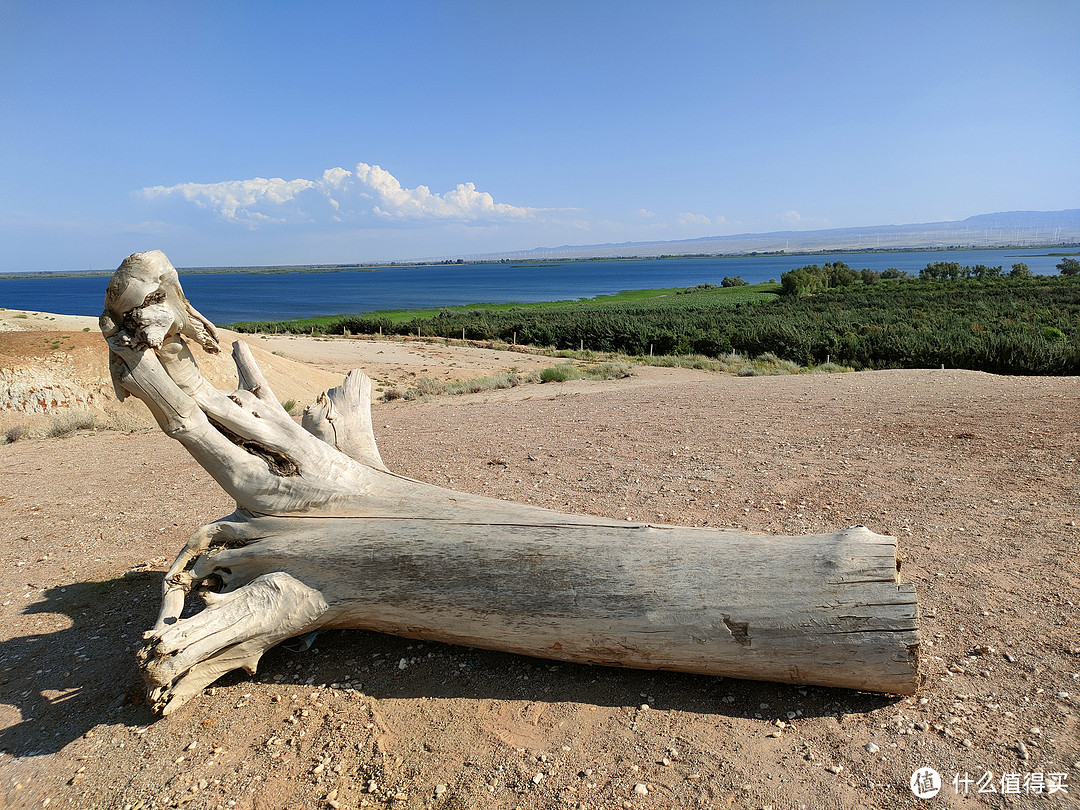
[810,361,848,374]
[1042,326,1066,342]
[539,365,573,383]
[1057,257,1080,276]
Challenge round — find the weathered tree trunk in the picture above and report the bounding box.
[101,250,920,714]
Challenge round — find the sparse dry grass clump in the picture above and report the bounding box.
[736,352,803,377]
[372,342,850,404]
[591,360,634,379]
[43,411,98,439]
[4,424,31,444]
[445,372,527,396]
[104,411,146,434]
[381,359,635,402]
[538,360,634,384]
[3,410,148,444]
[809,361,848,374]
[640,351,848,376]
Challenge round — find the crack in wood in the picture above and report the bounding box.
[721,614,751,647]
[207,416,300,477]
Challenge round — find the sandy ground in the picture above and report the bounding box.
[0,311,1078,809]
[247,333,569,391]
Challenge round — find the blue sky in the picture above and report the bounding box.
[2,1,1078,271]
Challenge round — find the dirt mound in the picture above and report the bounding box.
[0,313,350,439]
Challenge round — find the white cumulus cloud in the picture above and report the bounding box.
[140,176,317,224]
[140,163,534,226]
[778,210,829,229]
[677,212,727,228]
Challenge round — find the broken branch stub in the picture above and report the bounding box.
[102,250,920,715]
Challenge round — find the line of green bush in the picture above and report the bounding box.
[233,273,1080,375]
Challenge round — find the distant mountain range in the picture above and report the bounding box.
[461,209,1080,261]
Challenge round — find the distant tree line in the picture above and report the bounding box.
[779,256,1079,295]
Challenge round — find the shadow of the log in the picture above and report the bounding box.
[245,629,903,723]
[0,583,902,760]
[0,573,162,757]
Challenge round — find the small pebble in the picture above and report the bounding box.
[865,743,880,754]
[827,765,843,774]
[633,783,649,796]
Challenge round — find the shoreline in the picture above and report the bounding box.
[2,244,1077,281]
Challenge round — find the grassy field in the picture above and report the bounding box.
[229,282,780,331]
[230,276,1080,375]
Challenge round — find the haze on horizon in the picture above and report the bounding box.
[1,1,1077,273]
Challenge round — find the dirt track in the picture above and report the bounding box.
[1,324,1078,809]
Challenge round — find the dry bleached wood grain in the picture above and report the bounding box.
[100,250,921,715]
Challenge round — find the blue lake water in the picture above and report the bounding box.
[0,249,1066,325]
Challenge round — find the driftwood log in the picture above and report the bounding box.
[101,250,920,715]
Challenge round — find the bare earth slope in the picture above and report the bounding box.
[0,323,1077,809]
